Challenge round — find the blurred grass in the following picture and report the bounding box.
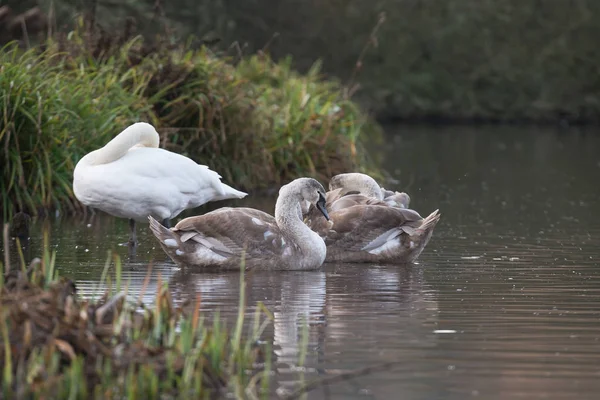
[0,20,375,220]
[0,229,273,398]
[220,0,600,124]
[354,1,600,123]
[36,0,597,125]
[6,1,600,124]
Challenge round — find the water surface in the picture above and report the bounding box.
[3,125,600,399]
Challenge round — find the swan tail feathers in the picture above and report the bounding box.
[218,183,248,200]
[418,209,441,234]
[148,216,182,255]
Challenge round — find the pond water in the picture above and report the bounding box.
[3,125,600,399]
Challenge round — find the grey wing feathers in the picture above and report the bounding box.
[359,228,402,251]
[325,205,423,251]
[173,208,286,257]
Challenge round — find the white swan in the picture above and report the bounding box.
[73,122,248,247]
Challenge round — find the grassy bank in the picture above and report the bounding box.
[0,22,375,220]
[0,229,272,398]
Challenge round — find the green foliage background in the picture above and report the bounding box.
[8,0,598,123]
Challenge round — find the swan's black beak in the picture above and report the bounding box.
[316,192,329,221]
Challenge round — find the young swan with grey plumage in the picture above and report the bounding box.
[319,172,410,213]
[328,172,385,200]
[149,178,330,270]
[303,172,439,264]
[303,172,410,223]
[328,172,411,209]
[313,206,440,264]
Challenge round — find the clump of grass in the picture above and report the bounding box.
[150,52,369,188]
[0,227,272,398]
[1,21,376,220]
[236,56,365,183]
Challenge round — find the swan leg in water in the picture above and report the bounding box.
[126,218,170,248]
[128,218,137,248]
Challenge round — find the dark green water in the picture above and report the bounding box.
[3,125,600,399]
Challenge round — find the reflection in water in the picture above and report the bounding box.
[2,126,600,399]
[168,269,330,395]
[272,271,326,363]
[164,263,435,398]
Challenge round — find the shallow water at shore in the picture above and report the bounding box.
[3,125,600,399]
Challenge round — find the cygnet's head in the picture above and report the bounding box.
[280,178,329,221]
[328,172,383,200]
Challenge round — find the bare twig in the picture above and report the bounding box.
[20,18,30,48]
[229,41,245,63]
[89,0,98,29]
[261,32,280,54]
[47,1,54,38]
[345,12,386,99]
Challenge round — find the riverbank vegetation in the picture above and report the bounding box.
[0,14,375,220]
[0,229,272,398]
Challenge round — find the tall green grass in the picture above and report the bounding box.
[0,26,374,221]
[237,56,364,182]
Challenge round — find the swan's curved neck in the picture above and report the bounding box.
[83,123,160,166]
[275,192,323,250]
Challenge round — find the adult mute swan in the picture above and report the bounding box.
[148,178,330,270]
[73,122,248,247]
